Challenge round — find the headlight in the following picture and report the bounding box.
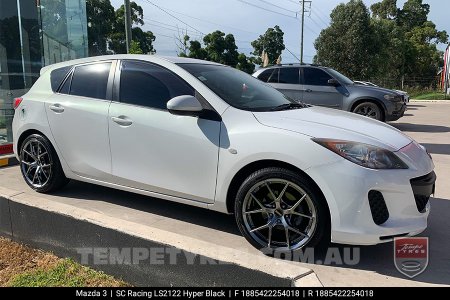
[313,139,408,169]
[384,94,403,102]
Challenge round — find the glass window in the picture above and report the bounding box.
[70,63,111,99]
[120,61,194,110]
[179,64,304,112]
[257,69,274,82]
[279,68,300,84]
[303,68,332,86]
[51,66,72,92]
[268,68,279,83]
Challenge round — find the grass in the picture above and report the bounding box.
[7,259,129,287]
[0,237,129,287]
[409,91,448,100]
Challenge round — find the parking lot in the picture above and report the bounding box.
[0,101,449,286]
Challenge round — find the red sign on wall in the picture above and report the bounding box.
[0,144,13,155]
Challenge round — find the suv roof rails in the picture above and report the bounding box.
[274,63,323,67]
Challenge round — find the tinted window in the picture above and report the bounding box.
[268,68,279,83]
[70,63,111,99]
[279,68,299,84]
[59,72,72,94]
[120,61,194,109]
[257,69,274,82]
[303,68,332,86]
[50,66,72,92]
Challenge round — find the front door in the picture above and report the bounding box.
[301,67,343,109]
[108,60,220,203]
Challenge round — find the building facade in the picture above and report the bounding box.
[0,0,88,153]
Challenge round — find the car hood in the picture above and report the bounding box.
[348,84,400,95]
[253,106,412,151]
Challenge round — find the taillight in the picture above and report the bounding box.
[13,97,23,109]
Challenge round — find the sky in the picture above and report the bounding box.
[110,0,450,63]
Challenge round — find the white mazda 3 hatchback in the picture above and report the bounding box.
[12,55,435,253]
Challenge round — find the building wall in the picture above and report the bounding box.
[0,0,88,148]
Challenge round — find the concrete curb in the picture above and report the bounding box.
[0,154,18,168]
[0,185,323,287]
[410,99,449,103]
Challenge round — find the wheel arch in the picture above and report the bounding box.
[226,159,330,217]
[17,129,49,153]
[350,98,386,121]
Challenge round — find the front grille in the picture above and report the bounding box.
[414,195,429,213]
[368,190,389,225]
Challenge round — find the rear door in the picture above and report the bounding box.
[301,67,343,108]
[264,68,303,102]
[45,61,115,181]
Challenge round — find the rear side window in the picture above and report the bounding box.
[279,68,300,84]
[257,69,274,82]
[303,68,332,86]
[268,68,279,83]
[69,63,111,99]
[119,60,194,110]
[50,66,71,92]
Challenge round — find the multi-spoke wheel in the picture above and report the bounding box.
[235,168,328,253]
[19,134,69,193]
[353,102,383,121]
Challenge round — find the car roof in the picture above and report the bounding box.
[40,54,222,75]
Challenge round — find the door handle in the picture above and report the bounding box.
[111,116,133,127]
[49,104,64,113]
[304,89,313,93]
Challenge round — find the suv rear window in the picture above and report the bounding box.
[257,69,274,82]
[279,68,299,84]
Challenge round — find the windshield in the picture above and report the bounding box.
[178,63,303,111]
[326,68,354,85]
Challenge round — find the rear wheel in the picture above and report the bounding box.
[234,167,329,254]
[353,102,383,121]
[19,134,69,193]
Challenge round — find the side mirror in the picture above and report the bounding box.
[328,79,340,86]
[167,95,203,116]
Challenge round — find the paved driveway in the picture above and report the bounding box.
[0,101,449,286]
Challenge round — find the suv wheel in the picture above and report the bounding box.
[353,102,383,121]
[19,134,69,193]
[234,167,328,254]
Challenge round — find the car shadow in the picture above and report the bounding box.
[391,123,450,133]
[53,180,240,236]
[53,180,450,285]
[314,197,450,285]
[407,104,426,108]
[421,143,450,155]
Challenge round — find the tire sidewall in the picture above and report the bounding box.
[234,168,329,255]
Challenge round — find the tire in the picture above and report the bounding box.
[234,167,329,255]
[352,102,384,121]
[19,134,69,193]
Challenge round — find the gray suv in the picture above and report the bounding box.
[253,64,406,121]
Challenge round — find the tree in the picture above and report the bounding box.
[109,2,155,54]
[251,26,285,67]
[236,53,255,74]
[129,40,143,54]
[86,0,116,55]
[314,0,376,79]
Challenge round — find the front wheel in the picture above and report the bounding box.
[234,167,329,254]
[19,134,69,193]
[352,102,384,121]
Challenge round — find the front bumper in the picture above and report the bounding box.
[305,144,434,245]
[386,102,407,121]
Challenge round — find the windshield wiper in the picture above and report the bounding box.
[270,102,305,111]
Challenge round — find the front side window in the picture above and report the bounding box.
[70,62,111,99]
[179,64,301,111]
[120,61,194,110]
[303,68,332,86]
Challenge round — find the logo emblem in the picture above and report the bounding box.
[394,237,429,278]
